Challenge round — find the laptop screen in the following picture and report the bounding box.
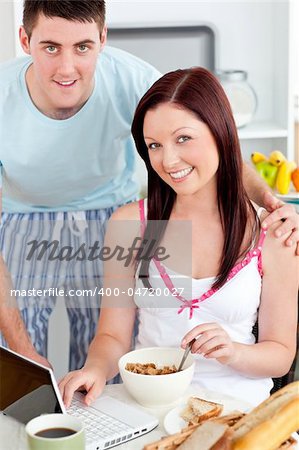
[0,346,63,424]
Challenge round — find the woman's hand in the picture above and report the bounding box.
[262,191,299,255]
[58,365,106,409]
[181,323,237,365]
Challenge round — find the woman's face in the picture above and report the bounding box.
[143,103,219,196]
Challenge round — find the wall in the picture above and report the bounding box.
[106,1,295,160]
[11,1,296,125]
[294,0,299,163]
[0,1,15,62]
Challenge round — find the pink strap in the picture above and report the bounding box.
[153,259,200,319]
[138,199,146,236]
[139,199,267,319]
[256,228,267,276]
[256,227,267,249]
[153,227,268,319]
[137,200,199,319]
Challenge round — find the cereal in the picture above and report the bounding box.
[125,362,178,375]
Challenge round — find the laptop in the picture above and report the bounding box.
[0,346,158,450]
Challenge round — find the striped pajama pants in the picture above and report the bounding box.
[0,207,125,372]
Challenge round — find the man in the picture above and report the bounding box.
[0,0,298,371]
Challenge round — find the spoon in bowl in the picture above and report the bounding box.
[177,338,196,371]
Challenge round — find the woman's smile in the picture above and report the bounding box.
[168,166,194,181]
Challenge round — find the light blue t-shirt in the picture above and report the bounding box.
[0,47,161,213]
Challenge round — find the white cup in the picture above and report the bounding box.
[25,413,85,450]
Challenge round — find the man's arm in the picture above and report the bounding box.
[243,162,299,255]
[242,162,271,205]
[0,254,51,367]
[0,187,51,367]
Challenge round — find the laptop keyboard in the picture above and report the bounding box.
[68,398,134,446]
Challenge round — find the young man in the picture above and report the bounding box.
[0,0,298,371]
[0,0,161,371]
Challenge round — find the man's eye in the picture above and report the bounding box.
[46,46,57,53]
[148,143,160,151]
[78,45,88,53]
[177,136,191,143]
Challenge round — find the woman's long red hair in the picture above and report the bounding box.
[131,67,256,289]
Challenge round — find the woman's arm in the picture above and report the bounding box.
[59,202,141,407]
[59,306,136,408]
[228,224,298,377]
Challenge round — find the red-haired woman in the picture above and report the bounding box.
[59,68,298,407]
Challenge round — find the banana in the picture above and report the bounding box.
[276,161,297,195]
[268,150,286,167]
[251,152,267,164]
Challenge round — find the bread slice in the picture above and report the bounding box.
[178,421,232,450]
[181,397,223,425]
[215,412,246,427]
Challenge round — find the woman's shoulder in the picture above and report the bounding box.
[110,200,143,222]
[105,201,143,247]
[259,213,295,277]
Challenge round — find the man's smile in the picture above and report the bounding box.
[54,80,78,87]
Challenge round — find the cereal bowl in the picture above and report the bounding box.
[118,347,194,407]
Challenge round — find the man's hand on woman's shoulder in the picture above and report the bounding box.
[261,191,299,255]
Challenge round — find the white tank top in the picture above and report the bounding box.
[134,199,272,405]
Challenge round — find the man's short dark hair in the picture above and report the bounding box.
[23,0,106,38]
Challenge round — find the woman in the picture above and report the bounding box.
[59,68,297,407]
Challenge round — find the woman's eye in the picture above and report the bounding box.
[46,46,57,54]
[148,143,160,151]
[177,136,191,143]
[78,45,88,53]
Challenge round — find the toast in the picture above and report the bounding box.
[181,397,223,425]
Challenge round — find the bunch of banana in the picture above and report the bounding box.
[251,151,297,194]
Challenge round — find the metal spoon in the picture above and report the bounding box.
[177,338,196,371]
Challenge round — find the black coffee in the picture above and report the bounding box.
[35,427,77,439]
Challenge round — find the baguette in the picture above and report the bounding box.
[232,381,299,450]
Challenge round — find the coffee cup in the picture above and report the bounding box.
[25,413,85,450]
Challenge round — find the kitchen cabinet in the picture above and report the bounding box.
[106,0,295,163]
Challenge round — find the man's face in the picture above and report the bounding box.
[20,14,106,117]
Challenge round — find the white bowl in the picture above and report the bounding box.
[118,347,194,407]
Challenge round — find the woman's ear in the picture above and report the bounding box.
[19,26,31,55]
